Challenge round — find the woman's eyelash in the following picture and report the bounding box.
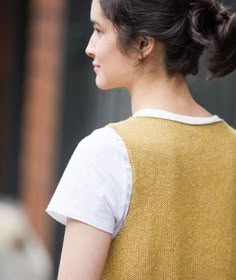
[94,28,101,34]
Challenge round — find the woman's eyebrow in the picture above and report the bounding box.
[90,19,102,26]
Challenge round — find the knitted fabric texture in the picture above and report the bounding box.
[103,116,236,280]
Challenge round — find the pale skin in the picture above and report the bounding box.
[57,219,111,280]
[57,0,212,279]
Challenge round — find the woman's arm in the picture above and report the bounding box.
[57,218,112,280]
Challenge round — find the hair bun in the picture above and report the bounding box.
[216,6,230,24]
[208,13,236,79]
[188,0,236,79]
[189,0,222,45]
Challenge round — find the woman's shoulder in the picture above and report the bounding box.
[76,126,127,158]
[46,125,132,236]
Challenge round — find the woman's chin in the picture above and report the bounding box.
[96,84,109,90]
[95,79,113,90]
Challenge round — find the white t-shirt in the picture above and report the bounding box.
[46,108,222,238]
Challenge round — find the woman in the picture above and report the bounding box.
[47,0,236,279]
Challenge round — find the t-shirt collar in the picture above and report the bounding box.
[133,108,222,125]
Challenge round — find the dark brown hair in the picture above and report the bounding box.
[99,0,236,79]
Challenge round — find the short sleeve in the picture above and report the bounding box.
[46,126,132,237]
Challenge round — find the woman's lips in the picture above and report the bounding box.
[92,62,100,71]
[94,66,100,71]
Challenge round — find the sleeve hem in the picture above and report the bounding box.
[46,206,114,235]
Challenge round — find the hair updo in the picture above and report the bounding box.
[99,0,236,79]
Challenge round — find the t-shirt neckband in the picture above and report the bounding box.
[133,108,222,125]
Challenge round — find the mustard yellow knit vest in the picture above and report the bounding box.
[103,116,236,280]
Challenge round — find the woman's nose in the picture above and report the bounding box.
[85,38,95,58]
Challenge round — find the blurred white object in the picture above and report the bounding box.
[0,198,52,280]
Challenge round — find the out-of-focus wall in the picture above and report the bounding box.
[0,1,12,195]
[0,0,54,278]
[19,0,66,248]
[0,0,65,278]
[0,0,25,196]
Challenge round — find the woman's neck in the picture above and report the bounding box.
[129,72,212,117]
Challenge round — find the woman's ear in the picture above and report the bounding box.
[137,36,155,60]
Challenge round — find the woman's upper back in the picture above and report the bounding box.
[104,112,236,279]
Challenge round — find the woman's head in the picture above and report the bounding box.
[98,0,236,79]
[86,0,142,90]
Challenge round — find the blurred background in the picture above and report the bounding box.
[0,0,235,279]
